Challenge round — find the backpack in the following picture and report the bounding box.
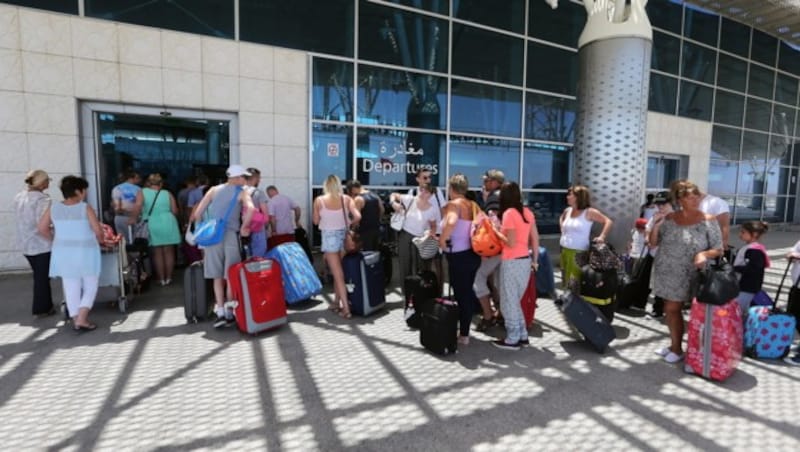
[469,202,503,257]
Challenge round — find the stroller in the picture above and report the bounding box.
[125,225,151,295]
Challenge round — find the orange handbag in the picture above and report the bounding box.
[470,202,503,257]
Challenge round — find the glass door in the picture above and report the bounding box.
[646,155,682,190]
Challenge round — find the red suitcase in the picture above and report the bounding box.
[685,298,743,382]
[227,258,287,334]
[521,271,536,328]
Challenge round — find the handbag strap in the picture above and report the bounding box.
[220,185,243,224]
[145,189,161,219]
[774,257,795,308]
[340,195,350,228]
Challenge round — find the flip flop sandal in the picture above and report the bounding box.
[73,323,97,332]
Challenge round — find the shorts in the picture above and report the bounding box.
[321,228,346,253]
[203,230,241,279]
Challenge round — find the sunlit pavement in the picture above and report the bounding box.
[2,231,800,451]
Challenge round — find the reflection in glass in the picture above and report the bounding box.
[751,29,777,67]
[356,64,446,129]
[646,0,682,34]
[240,0,353,56]
[684,5,718,47]
[449,136,520,188]
[450,80,522,137]
[391,0,449,15]
[311,123,352,185]
[86,0,234,38]
[525,191,567,234]
[713,91,744,127]
[772,105,796,139]
[775,73,799,106]
[762,196,793,222]
[359,2,448,73]
[779,42,800,76]
[452,23,524,85]
[649,73,677,115]
[678,81,712,121]
[651,31,680,74]
[720,17,750,58]
[769,130,796,168]
[456,0,524,33]
[711,126,741,160]
[312,59,354,121]
[734,195,763,221]
[741,131,768,161]
[522,142,572,189]
[765,167,796,196]
[748,64,774,100]
[4,0,77,14]
[527,42,578,96]
[355,127,444,187]
[708,160,739,194]
[529,0,585,48]
[717,54,747,92]
[524,94,576,143]
[681,41,716,84]
[745,97,771,132]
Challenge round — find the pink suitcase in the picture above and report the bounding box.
[685,298,743,381]
[227,258,287,334]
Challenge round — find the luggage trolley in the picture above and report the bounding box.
[96,238,132,313]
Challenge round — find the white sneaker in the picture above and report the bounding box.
[663,351,684,364]
[654,347,670,357]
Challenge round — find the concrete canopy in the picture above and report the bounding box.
[685,0,800,47]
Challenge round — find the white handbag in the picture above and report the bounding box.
[412,233,440,260]
[390,197,410,231]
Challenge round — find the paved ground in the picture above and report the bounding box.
[1,230,800,451]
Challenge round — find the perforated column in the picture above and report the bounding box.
[574,37,651,249]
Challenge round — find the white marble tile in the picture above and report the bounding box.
[73,58,120,101]
[0,91,26,132]
[0,132,28,171]
[19,9,71,56]
[202,37,239,76]
[71,17,117,62]
[273,48,306,84]
[239,77,273,113]
[120,64,163,105]
[24,94,77,135]
[162,31,201,72]
[27,133,80,174]
[239,112,274,145]
[22,52,73,95]
[273,81,307,116]
[202,73,239,111]
[119,24,161,67]
[273,146,308,179]
[273,114,307,147]
[0,5,19,50]
[0,48,22,91]
[163,69,202,108]
[239,42,274,80]
[0,250,28,272]
[239,144,274,178]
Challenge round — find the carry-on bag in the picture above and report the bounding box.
[744,260,797,359]
[343,251,386,316]
[265,242,322,304]
[615,247,652,310]
[685,298,743,381]
[227,258,287,334]
[535,246,556,299]
[521,270,536,328]
[420,282,459,356]
[555,292,615,353]
[403,270,439,329]
[183,261,211,323]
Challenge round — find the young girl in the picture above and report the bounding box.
[733,221,771,316]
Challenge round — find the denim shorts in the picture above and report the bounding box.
[320,228,346,253]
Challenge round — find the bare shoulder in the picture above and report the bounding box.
[703,213,716,222]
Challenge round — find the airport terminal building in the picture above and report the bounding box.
[0,0,799,271]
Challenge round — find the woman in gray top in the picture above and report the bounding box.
[649,180,722,364]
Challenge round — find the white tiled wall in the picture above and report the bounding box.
[646,112,713,191]
[0,5,309,272]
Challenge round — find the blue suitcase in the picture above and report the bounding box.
[535,246,556,298]
[343,251,386,316]
[556,292,615,353]
[265,242,322,304]
[744,306,795,359]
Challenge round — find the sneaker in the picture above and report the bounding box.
[475,318,493,332]
[663,351,684,364]
[654,347,670,357]
[458,336,470,346]
[783,354,800,366]
[213,316,229,328]
[517,338,530,346]
[492,340,520,350]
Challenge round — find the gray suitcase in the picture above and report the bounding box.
[184,261,211,323]
[556,292,616,353]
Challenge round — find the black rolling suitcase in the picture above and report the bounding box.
[420,297,459,355]
[184,261,211,323]
[343,251,386,316]
[403,270,439,329]
[556,292,615,353]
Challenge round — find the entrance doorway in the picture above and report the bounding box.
[646,154,685,191]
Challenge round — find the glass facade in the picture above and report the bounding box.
[12,0,800,225]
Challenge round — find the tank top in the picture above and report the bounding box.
[318,196,347,231]
[359,191,381,232]
[559,207,592,251]
[208,184,243,231]
[446,219,473,253]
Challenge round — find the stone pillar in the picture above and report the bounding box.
[572,0,652,250]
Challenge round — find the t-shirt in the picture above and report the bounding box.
[792,240,800,285]
[501,207,534,260]
[187,185,207,208]
[268,194,299,235]
[111,182,141,215]
[700,194,730,217]
[398,194,439,237]
[641,205,658,220]
[630,229,646,256]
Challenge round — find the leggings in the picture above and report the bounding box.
[445,249,481,337]
[62,276,99,318]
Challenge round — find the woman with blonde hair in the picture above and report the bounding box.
[649,179,722,364]
[313,174,361,318]
[439,173,481,345]
[142,173,181,286]
[14,170,55,316]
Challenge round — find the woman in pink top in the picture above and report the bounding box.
[492,182,540,350]
[313,174,361,318]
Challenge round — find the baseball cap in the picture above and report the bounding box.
[482,169,505,183]
[226,164,251,178]
[635,218,648,229]
[653,191,670,204]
